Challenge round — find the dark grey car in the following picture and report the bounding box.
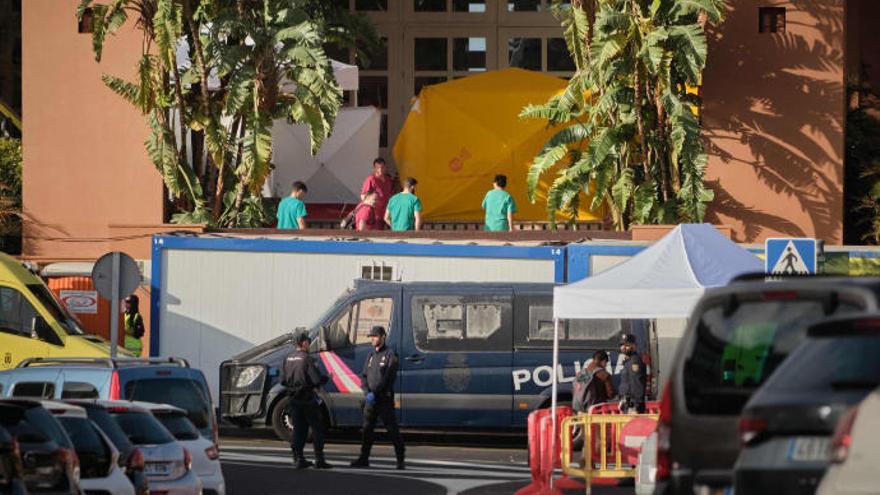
[733,315,880,495]
[654,277,880,495]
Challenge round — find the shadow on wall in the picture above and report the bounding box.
[159,302,265,402]
[703,0,845,242]
[21,215,72,256]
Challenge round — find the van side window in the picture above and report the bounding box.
[568,319,622,341]
[412,295,512,352]
[12,382,56,399]
[325,297,393,350]
[516,296,625,349]
[352,298,393,345]
[0,287,39,338]
[61,382,99,399]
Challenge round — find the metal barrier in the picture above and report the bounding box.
[560,411,659,494]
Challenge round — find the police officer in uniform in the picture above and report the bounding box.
[617,333,647,413]
[281,332,331,469]
[350,326,406,470]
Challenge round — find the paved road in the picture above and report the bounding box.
[219,430,635,495]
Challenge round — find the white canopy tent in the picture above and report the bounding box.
[554,224,764,319]
[176,39,360,91]
[546,224,763,484]
[265,106,381,202]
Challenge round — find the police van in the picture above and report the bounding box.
[220,279,655,439]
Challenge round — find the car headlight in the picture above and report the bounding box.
[234,366,264,388]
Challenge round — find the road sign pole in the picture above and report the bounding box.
[110,252,120,359]
[93,251,141,359]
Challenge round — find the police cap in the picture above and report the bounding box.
[619,333,637,345]
[295,332,312,346]
[367,326,386,337]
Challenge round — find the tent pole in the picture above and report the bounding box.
[550,317,560,490]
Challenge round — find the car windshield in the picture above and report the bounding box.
[762,334,880,392]
[83,407,133,454]
[155,413,200,441]
[683,298,860,415]
[110,411,174,445]
[124,379,212,437]
[57,416,108,456]
[26,283,86,336]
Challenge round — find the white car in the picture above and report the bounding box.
[42,400,135,495]
[817,387,880,495]
[106,401,203,495]
[143,403,225,495]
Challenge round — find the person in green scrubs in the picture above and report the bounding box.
[384,177,423,231]
[277,181,308,229]
[123,295,145,357]
[481,174,516,232]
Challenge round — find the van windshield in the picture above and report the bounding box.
[27,283,86,336]
[683,297,860,415]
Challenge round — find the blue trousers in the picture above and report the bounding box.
[288,399,326,455]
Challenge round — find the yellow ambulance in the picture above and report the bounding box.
[0,253,126,369]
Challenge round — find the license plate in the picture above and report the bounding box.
[788,437,831,462]
[145,462,172,476]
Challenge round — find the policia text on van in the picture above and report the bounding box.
[0,253,121,369]
[220,280,657,440]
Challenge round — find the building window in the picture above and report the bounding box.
[415,0,446,11]
[547,38,575,71]
[759,7,785,33]
[508,0,540,12]
[453,37,487,72]
[355,0,388,11]
[415,38,448,71]
[453,0,486,13]
[78,7,94,34]
[508,37,541,71]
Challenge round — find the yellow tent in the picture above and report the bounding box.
[392,68,603,223]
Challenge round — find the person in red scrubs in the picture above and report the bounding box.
[360,158,394,229]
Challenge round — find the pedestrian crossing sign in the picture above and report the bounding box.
[765,238,818,275]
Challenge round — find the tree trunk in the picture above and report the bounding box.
[633,63,650,180]
[654,92,671,202]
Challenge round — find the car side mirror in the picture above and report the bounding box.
[319,326,329,351]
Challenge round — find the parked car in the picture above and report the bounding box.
[653,276,880,495]
[144,403,225,495]
[0,399,79,494]
[65,400,148,495]
[0,357,218,447]
[42,401,134,495]
[0,425,28,495]
[221,279,655,440]
[733,315,880,494]
[816,385,880,495]
[105,401,202,495]
[0,253,123,370]
[636,431,658,495]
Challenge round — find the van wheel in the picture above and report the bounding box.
[271,396,294,442]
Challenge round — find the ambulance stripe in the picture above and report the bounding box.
[327,351,362,390]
